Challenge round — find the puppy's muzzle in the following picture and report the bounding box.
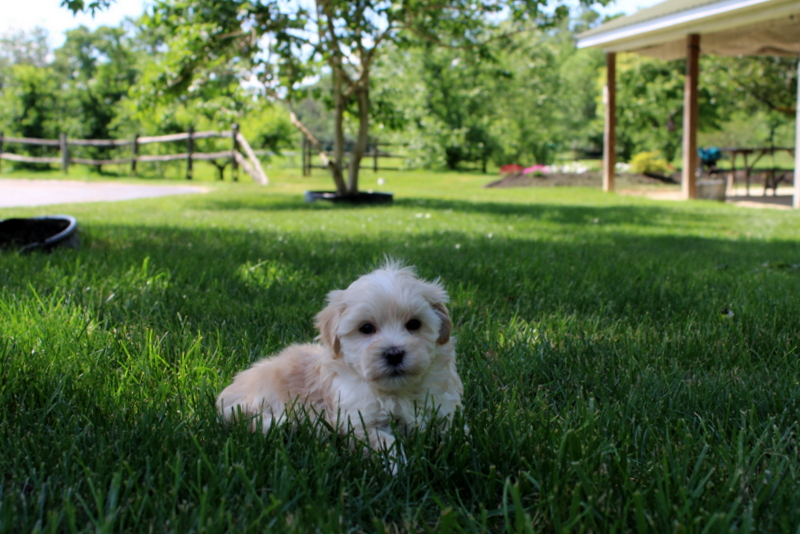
[383,347,406,368]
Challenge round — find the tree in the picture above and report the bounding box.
[52,26,139,166]
[701,56,797,150]
[0,28,49,89]
[369,13,604,171]
[0,29,61,169]
[553,11,606,156]
[126,15,297,177]
[481,27,567,167]
[403,42,502,170]
[609,54,724,163]
[706,56,797,117]
[607,53,796,163]
[65,0,593,195]
[0,64,61,168]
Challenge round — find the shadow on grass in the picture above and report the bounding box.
[4,192,799,388]
[193,193,762,232]
[4,210,798,350]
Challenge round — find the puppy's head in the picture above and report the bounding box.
[315,261,452,391]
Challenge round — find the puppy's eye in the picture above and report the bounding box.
[359,323,377,335]
[405,319,422,331]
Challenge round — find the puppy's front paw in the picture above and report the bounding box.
[386,442,407,475]
[369,429,404,475]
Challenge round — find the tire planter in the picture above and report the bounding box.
[304,191,393,204]
[0,215,79,253]
[696,179,727,201]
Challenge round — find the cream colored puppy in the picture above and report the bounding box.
[217,262,463,458]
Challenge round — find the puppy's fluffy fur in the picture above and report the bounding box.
[217,262,462,454]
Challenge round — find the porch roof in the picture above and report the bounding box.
[576,0,800,60]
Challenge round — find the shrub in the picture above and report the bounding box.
[629,150,672,175]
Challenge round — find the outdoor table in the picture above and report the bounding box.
[721,147,795,196]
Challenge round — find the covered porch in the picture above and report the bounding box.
[576,0,800,208]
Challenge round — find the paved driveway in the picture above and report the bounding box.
[0,179,208,208]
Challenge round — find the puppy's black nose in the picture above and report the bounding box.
[383,347,405,367]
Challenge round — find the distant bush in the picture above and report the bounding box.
[629,151,671,175]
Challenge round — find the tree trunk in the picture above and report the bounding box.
[331,59,347,195]
[347,84,370,194]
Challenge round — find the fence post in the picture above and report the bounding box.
[60,133,69,175]
[187,126,194,180]
[307,137,312,176]
[0,131,3,174]
[131,133,139,176]
[301,136,308,176]
[231,123,239,182]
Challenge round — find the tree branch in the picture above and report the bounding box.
[289,111,332,168]
[399,19,535,51]
[319,0,355,89]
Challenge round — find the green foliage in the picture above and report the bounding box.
[699,110,796,150]
[704,56,797,118]
[629,150,672,175]
[5,2,798,179]
[371,17,606,171]
[606,53,797,164]
[410,43,501,170]
[0,64,61,168]
[60,0,113,14]
[240,104,297,154]
[0,25,142,168]
[0,64,60,138]
[557,43,605,152]
[610,54,715,162]
[0,28,49,89]
[140,0,593,192]
[2,171,800,530]
[0,22,295,175]
[54,26,139,161]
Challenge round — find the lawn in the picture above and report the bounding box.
[2,167,800,532]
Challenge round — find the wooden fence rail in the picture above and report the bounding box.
[1,153,62,164]
[301,137,410,175]
[0,125,268,185]
[2,136,62,146]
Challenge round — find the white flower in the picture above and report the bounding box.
[559,162,590,174]
[455,244,461,249]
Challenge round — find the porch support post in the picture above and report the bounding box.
[794,54,799,208]
[603,52,617,192]
[682,34,700,200]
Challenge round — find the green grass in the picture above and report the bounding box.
[2,167,800,532]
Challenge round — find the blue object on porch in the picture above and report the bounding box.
[698,147,722,166]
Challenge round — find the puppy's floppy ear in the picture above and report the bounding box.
[431,302,452,345]
[421,278,452,345]
[315,289,345,358]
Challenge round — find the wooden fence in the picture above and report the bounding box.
[300,138,409,176]
[0,124,268,185]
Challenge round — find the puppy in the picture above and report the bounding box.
[216,262,463,460]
